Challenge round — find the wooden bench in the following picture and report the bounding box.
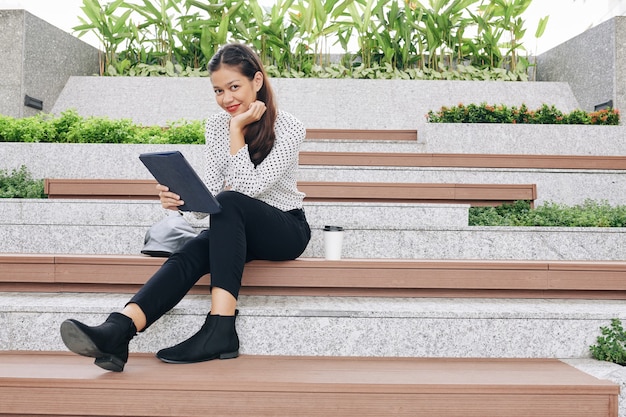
[2,254,625,299]
[0,352,617,417]
[43,179,537,207]
[305,128,417,141]
[301,130,626,170]
[300,151,626,170]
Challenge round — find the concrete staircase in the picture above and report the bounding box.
[1,79,626,416]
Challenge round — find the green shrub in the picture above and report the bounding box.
[469,200,626,227]
[0,165,45,198]
[427,103,620,125]
[0,114,56,142]
[52,110,83,142]
[162,120,204,144]
[65,116,137,143]
[590,318,626,366]
[0,111,204,144]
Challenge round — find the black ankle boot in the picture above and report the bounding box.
[60,312,137,372]
[156,312,239,364]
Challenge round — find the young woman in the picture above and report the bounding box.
[59,43,312,372]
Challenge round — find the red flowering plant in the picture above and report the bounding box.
[427,103,620,125]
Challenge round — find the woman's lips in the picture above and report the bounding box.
[226,104,240,113]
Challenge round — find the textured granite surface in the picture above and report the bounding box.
[2,292,626,359]
[1,199,624,260]
[537,16,626,117]
[298,165,626,206]
[3,142,626,206]
[418,124,626,156]
[0,10,99,118]
[51,77,580,128]
[0,10,25,118]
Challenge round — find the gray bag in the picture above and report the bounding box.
[141,212,198,257]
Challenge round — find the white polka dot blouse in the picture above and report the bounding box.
[203,110,306,212]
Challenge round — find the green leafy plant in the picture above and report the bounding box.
[469,200,626,227]
[0,166,45,198]
[590,318,626,366]
[0,110,204,145]
[427,103,621,125]
[73,0,547,80]
[0,114,56,142]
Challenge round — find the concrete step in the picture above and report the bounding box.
[2,292,625,360]
[1,199,625,260]
[3,142,625,206]
[1,352,620,417]
[297,165,626,206]
[50,77,581,129]
[4,133,626,179]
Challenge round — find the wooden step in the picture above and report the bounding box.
[43,179,537,207]
[2,254,625,299]
[0,352,617,417]
[305,128,417,141]
[300,151,626,170]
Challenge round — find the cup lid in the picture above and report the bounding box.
[323,225,343,231]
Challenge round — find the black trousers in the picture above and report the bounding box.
[129,191,311,329]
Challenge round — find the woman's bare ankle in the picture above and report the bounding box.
[121,303,147,332]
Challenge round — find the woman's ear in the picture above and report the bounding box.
[253,71,264,93]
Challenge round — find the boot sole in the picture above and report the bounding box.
[59,320,125,372]
[156,350,239,364]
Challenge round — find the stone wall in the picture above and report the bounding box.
[51,77,580,128]
[537,16,626,113]
[0,9,99,118]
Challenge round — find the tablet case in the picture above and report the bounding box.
[139,151,222,214]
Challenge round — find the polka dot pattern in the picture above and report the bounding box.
[203,110,306,211]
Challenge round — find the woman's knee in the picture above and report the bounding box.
[216,190,248,210]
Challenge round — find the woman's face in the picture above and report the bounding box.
[211,65,263,117]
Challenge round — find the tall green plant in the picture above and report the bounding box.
[73,0,546,79]
[479,0,532,71]
[331,0,381,68]
[414,0,479,69]
[185,0,246,63]
[121,0,182,66]
[73,0,133,75]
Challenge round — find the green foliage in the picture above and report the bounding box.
[590,319,626,366]
[427,103,621,125]
[0,114,56,142]
[0,166,45,198]
[0,110,204,145]
[65,116,136,143]
[469,200,626,227]
[73,0,548,80]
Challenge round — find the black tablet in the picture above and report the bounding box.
[139,151,222,214]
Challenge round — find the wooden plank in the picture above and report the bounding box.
[0,353,617,417]
[305,129,417,141]
[44,178,158,199]
[0,254,55,283]
[243,259,549,290]
[547,261,626,291]
[44,178,536,206]
[299,152,626,170]
[454,183,537,200]
[548,271,626,291]
[3,255,626,298]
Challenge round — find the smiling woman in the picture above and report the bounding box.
[59,42,313,372]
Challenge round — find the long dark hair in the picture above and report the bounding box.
[208,43,277,166]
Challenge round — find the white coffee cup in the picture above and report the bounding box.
[323,225,344,260]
